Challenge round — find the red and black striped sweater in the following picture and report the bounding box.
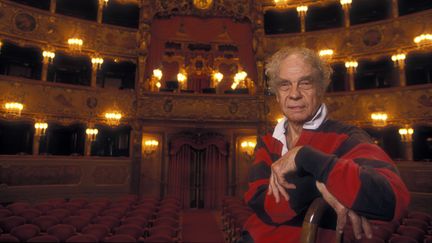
[243,119,410,243]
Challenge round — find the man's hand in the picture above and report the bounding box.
[316,182,372,240]
[267,146,301,203]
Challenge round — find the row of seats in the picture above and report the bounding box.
[220,197,253,243]
[0,195,182,242]
[343,210,432,243]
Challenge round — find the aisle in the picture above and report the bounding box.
[181,209,226,243]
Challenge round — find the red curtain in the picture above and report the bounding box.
[168,135,228,209]
[167,144,191,208]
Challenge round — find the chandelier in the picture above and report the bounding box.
[86,128,99,142]
[413,33,432,46]
[104,112,122,126]
[319,49,334,60]
[391,53,406,67]
[3,102,24,116]
[274,0,289,8]
[296,5,308,17]
[67,38,83,52]
[42,50,55,64]
[370,112,388,127]
[34,122,48,136]
[91,57,104,70]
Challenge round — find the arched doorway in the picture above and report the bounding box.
[167,132,228,209]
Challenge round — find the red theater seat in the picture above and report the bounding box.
[114,224,144,239]
[27,235,60,242]
[142,234,175,242]
[63,215,91,232]
[0,216,26,232]
[31,215,60,232]
[6,202,31,215]
[0,209,12,218]
[388,235,418,243]
[82,224,111,241]
[47,224,76,242]
[93,215,119,229]
[104,234,137,242]
[10,223,41,242]
[0,234,20,242]
[19,209,42,222]
[65,234,98,242]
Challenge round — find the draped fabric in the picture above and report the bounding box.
[167,144,191,208]
[168,135,228,209]
[203,145,227,209]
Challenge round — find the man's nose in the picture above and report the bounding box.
[288,85,301,99]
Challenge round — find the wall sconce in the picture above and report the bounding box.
[340,0,352,9]
[370,112,388,127]
[150,68,163,92]
[143,139,159,157]
[241,140,256,160]
[232,71,248,90]
[319,49,334,59]
[274,0,289,8]
[42,50,55,64]
[177,69,188,90]
[399,127,414,142]
[211,71,223,88]
[296,5,308,17]
[91,56,104,70]
[0,40,3,53]
[3,102,24,116]
[86,128,98,142]
[345,60,358,73]
[391,53,406,67]
[104,112,122,126]
[67,38,83,52]
[413,33,432,46]
[99,0,109,6]
[34,122,48,136]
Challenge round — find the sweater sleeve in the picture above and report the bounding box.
[295,130,410,221]
[244,135,298,225]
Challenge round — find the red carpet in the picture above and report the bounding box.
[182,210,225,243]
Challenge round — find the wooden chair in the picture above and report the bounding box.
[300,197,341,243]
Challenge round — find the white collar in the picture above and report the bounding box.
[272,104,328,155]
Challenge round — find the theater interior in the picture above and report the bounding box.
[0,0,431,242]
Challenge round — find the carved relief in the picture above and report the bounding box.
[0,165,81,186]
[93,166,129,185]
[14,12,36,32]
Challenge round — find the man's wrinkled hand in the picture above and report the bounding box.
[267,146,301,203]
[316,182,372,240]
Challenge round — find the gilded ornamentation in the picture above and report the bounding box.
[14,12,36,32]
[418,95,432,107]
[193,0,213,10]
[0,165,81,186]
[163,99,173,112]
[363,29,382,47]
[93,166,129,185]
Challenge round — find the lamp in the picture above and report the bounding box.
[274,0,289,8]
[42,50,55,64]
[143,139,159,157]
[241,140,256,160]
[104,112,122,126]
[319,49,334,59]
[370,112,388,127]
[296,5,308,17]
[345,60,358,73]
[391,53,406,67]
[150,68,163,92]
[232,71,248,90]
[0,40,3,53]
[211,71,224,88]
[34,122,48,136]
[177,68,187,90]
[3,102,23,116]
[86,128,98,142]
[413,33,432,46]
[340,0,352,9]
[67,38,83,52]
[398,127,414,142]
[91,56,104,70]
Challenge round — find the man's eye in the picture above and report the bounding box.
[299,81,312,88]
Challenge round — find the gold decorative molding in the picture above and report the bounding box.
[0,0,138,58]
[264,10,432,61]
[266,84,432,128]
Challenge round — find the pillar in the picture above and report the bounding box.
[391,0,399,18]
[50,0,56,14]
[41,57,49,81]
[402,141,414,161]
[252,1,265,93]
[90,64,97,87]
[97,0,104,24]
[342,4,351,28]
[130,122,143,195]
[32,135,40,155]
[136,1,152,93]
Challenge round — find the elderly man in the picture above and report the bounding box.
[242,47,410,243]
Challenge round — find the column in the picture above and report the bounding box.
[136,1,152,93]
[91,65,97,87]
[391,0,399,18]
[97,0,104,24]
[296,6,308,33]
[32,135,41,155]
[341,1,352,28]
[345,60,358,91]
[252,1,265,93]
[50,0,56,14]
[392,53,407,87]
[84,137,92,156]
[130,122,143,195]
[41,57,49,81]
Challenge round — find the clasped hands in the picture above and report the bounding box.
[268,146,372,240]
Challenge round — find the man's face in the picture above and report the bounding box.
[275,54,322,125]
